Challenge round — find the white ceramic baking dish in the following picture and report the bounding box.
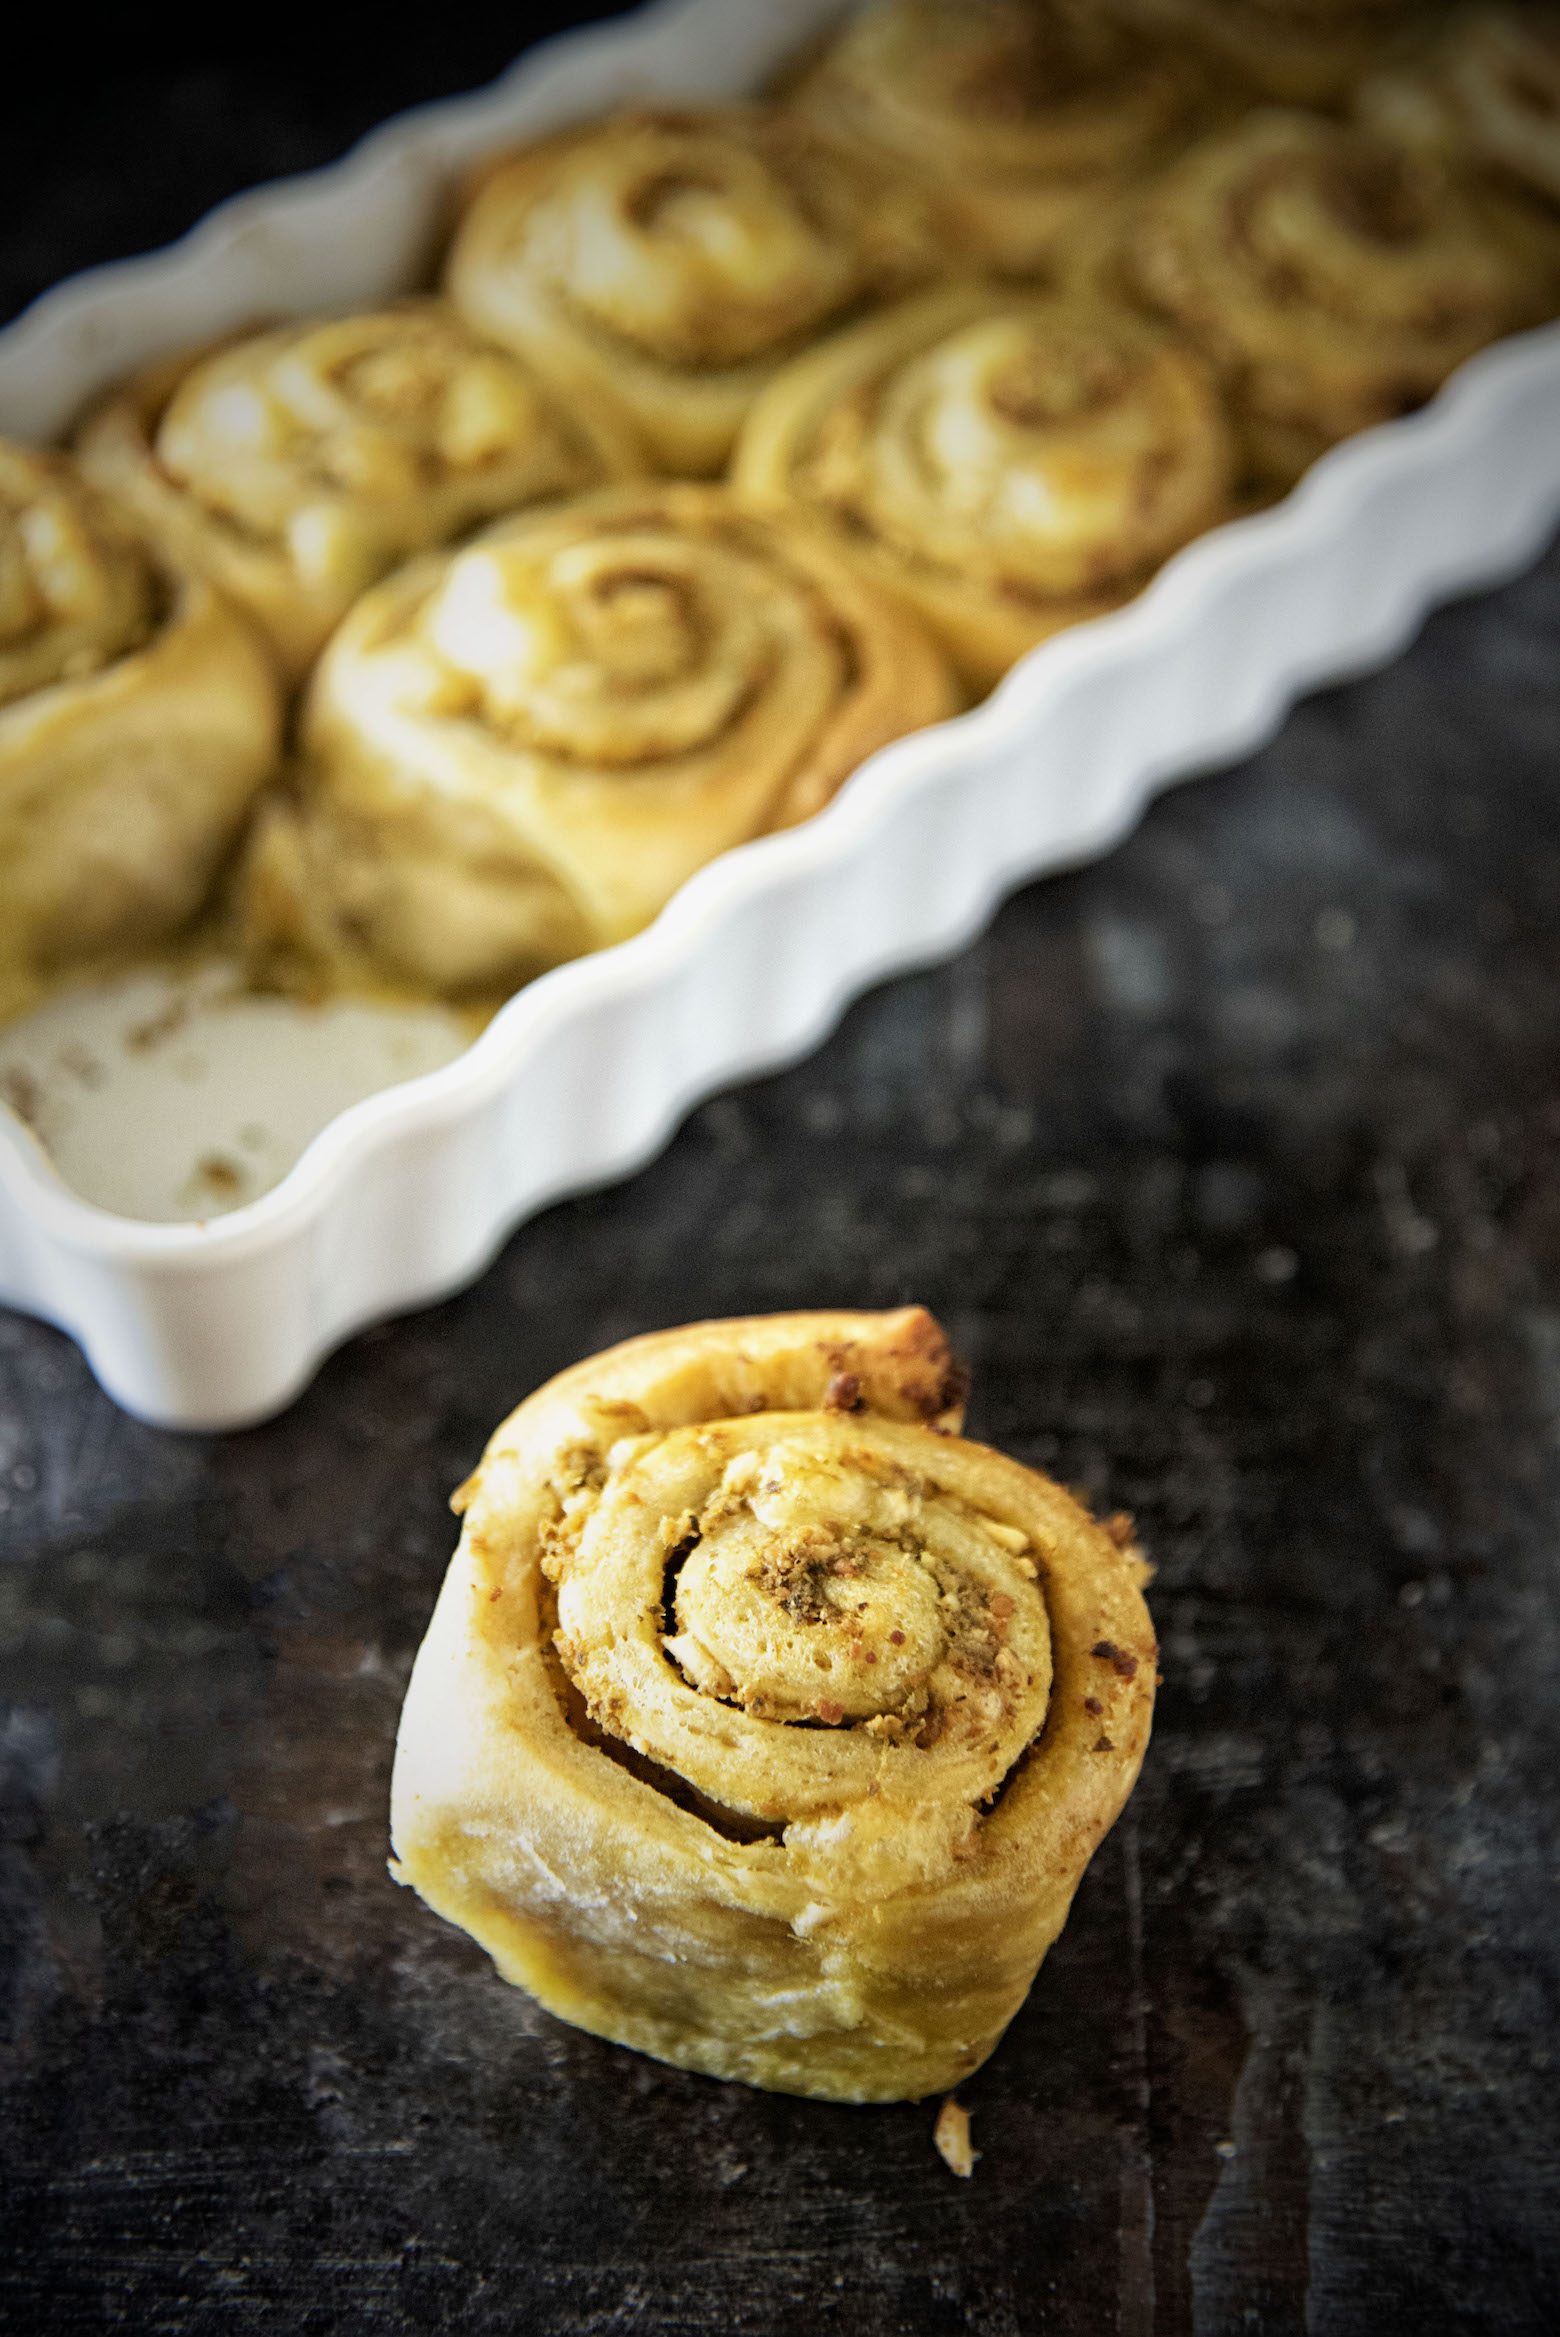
[2,0,1559,1429]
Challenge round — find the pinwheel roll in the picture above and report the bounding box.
[390,1308,1156,2102]
[77,301,637,682]
[0,442,281,1020]
[1103,0,1422,108]
[239,483,957,1000]
[1125,110,1542,486]
[787,0,1199,278]
[1357,8,1560,247]
[443,106,940,477]
[732,284,1236,688]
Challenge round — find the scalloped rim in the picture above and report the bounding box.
[2,0,1558,1423]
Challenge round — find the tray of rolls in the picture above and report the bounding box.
[1,0,1558,1428]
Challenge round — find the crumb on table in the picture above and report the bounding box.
[933,2096,978,2179]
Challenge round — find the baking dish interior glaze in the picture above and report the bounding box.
[1,0,1559,1429]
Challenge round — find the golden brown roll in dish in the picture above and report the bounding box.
[239,482,958,1000]
[0,441,281,1021]
[787,0,1198,278]
[390,1308,1156,2102]
[1121,110,1542,487]
[732,283,1236,689]
[1103,0,1422,107]
[76,301,637,682]
[1357,7,1560,218]
[443,105,939,477]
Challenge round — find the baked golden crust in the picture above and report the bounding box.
[733,282,1236,689]
[238,481,959,999]
[788,0,1201,278]
[1104,0,1422,107]
[1120,109,1544,486]
[444,105,940,477]
[389,1308,1156,2101]
[76,301,638,682]
[0,441,281,1019]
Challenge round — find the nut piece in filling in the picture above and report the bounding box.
[390,1308,1156,2103]
[236,482,957,1003]
[0,440,281,1022]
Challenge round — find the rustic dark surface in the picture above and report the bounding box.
[3,11,1560,2333]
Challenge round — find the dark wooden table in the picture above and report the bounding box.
[2,13,1558,2331]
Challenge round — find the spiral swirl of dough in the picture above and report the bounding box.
[444,106,938,477]
[1357,8,1560,215]
[239,483,957,999]
[787,0,1198,278]
[1105,0,1419,107]
[76,301,635,681]
[390,1309,1156,2101]
[734,283,1236,688]
[1125,110,1540,486]
[0,442,281,1016]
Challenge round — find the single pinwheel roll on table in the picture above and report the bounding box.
[390,1308,1156,2102]
[76,301,638,682]
[1102,0,1423,107]
[1120,110,1544,487]
[0,442,281,1020]
[240,482,957,999]
[443,105,940,477]
[732,283,1236,689]
[786,0,1200,279]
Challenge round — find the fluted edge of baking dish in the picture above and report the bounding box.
[1,0,1558,1427]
